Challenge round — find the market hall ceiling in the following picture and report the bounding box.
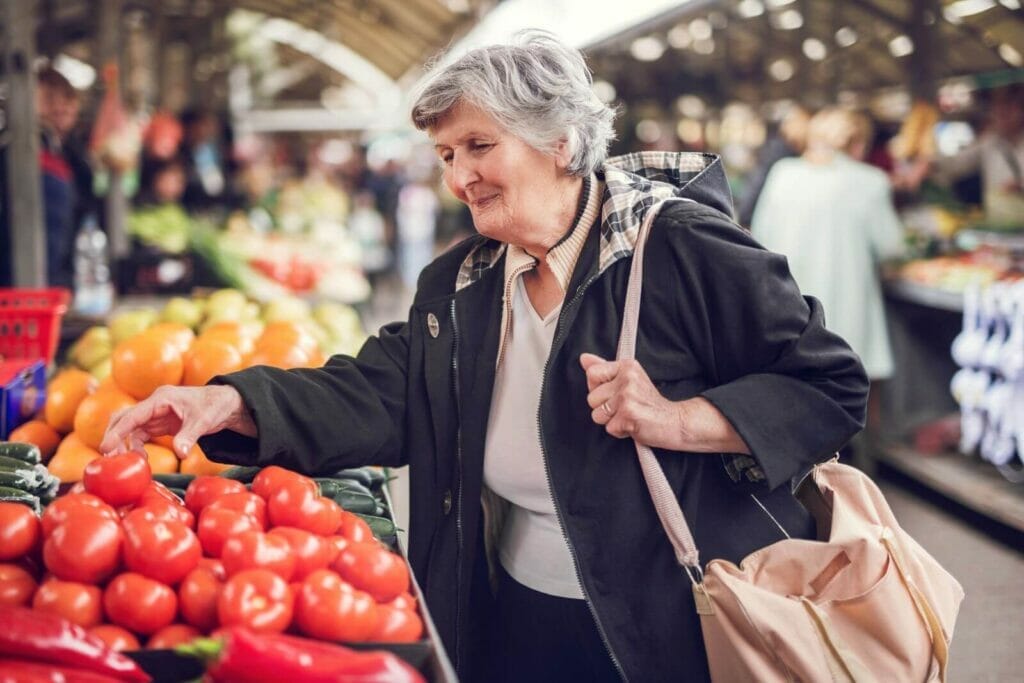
[34,0,498,81]
[583,0,1024,107]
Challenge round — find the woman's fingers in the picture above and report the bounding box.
[580,353,619,392]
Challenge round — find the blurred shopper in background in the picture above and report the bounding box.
[929,84,1024,224]
[395,167,439,290]
[102,32,868,683]
[734,103,810,227]
[0,66,83,286]
[180,109,227,211]
[348,189,391,285]
[752,107,904,422]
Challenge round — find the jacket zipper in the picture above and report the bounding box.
[537,274,627,681]
[448,299,466,672]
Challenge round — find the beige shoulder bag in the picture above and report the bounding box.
[621,200,965,682]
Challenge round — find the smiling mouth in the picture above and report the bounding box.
[470,194,499,209]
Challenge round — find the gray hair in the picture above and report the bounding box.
[411,30,617,177]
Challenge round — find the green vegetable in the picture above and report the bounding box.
[167,487,187,502]
[0,454,39,472]
[152,473,196,490]
[329,489,379,515]
[332,467,387,490]
[0,442,42,465]
[316,477,373,499]
[0,486,41,514]
[220,466,262,484]
[0,469,39,492]
[355,513,397,541]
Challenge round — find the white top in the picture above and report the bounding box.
[482,277,583,599]
[751,154,905,379]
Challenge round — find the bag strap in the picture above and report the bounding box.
[615,198,705,584]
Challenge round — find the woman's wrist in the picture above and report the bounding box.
[213,385,258,438]
[675,397,750,455]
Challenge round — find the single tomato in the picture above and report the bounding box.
[221,530,296,581]
[146,623,201,649]
[265,480,331,530]
[197,557,227,581]
[134,497,195,529]
[32,577,103,627]
[197,507,262,558]
[267,527,334,580]
[0,563,37,606]
[332,541,409,603]
[122,509,201,586]
[251,466,317,500]
[137,480,184,507]
[179,566,224,632]
[183,476,247,516]
[0,502,41,560]
[371,604,424,643]
[388,592,418,612]
[104,572,177,635]
[43,515,123,584]
[218,569,293,633]
[87,624,141,651]
[336,511,373,544]
[82,450,152,507]
[40,493,118,537]
[295,569,378,642]
[205,492,267,529]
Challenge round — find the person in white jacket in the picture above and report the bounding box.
[752,108,905,384]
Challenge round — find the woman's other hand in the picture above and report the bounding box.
[99,385,257,459]
[580,353,750,455]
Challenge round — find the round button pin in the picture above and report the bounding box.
[427,313,440,338]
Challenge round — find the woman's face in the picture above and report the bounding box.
[432,101,569,245]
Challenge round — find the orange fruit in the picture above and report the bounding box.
[200,322,256,356]
[246,341,311,370]
[44,369,98,433]
[183,339,243,386]
[179,444,231,476]
[73,388,137,451]
[256,321,318,355]
[8,419,62,461]
[145,323,195,354]
[142,443,179,474]
[47,432,102,483]
[112,334,184,400]
[152,434,176,449]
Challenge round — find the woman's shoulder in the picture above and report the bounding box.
[651,199,764,261]
[413,233,498,300]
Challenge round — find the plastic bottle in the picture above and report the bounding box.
[72,214,114,316]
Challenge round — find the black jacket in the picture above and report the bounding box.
[202,152,868,682]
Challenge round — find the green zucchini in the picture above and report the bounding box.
[0,486,41,514]
[355,513,397,541]
[332,467,387,489]
[0,442,42,465]
[317,477,373,499]
[220,466,261,484]
[152,473,196,490]
[0,454,38,472]
[330,489,379,515]
[0,469,38,492]
[167,487,187,502]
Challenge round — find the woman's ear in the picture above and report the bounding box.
[553,138,572,171]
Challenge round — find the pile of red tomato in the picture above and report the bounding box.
[0,454,423,651]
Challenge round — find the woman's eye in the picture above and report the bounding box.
[471,142,492,153]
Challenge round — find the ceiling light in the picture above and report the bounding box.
[737,0,765,19]
[636,120,663,143]
[999,43,1024,66]
[836,26,858,47]
[769,59,795,81]
[677,119,704,146]
[667,23,692,49]
[676,95,707,118]
[630,36,666,62]
[889,35,915,57]
[1000,0,1021,9]
[766,0,795,7]
[693,38,716,55]
[775,9,804,30]
[802,38,828,61]
[689,18,713,41]
[945,0,998,18]
[592,80,617,104]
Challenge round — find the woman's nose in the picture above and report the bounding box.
[448,154,478,195]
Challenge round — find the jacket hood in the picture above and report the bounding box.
[455,151,735,289]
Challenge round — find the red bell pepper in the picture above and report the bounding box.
[0,658,128,683]
[179,627,425,683]
[0,608,150,682]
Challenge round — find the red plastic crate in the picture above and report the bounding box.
[0,288,71,364]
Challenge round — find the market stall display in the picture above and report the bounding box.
[0,450,444,681]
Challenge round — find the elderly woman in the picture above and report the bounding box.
[102,32,868,682]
